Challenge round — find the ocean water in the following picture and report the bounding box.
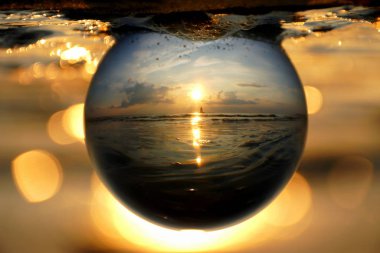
[86,113,306,228]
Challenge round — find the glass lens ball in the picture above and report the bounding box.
[85,31,307,230]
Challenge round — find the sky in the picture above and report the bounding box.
[86,32,306,116]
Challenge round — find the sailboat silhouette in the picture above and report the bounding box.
[200,106,204,113]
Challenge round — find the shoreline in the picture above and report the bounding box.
[0,1,377,16]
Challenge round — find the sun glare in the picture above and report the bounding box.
[196,156,202,166]
[191,87,203,101]
[60,46,91,64]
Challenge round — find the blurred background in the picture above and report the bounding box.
[0,3,380,253]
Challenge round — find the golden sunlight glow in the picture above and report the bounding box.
[328,156,373,209]
[62,103,85,141]
[263,173,312,227]
[60,46,91,64]
[47,110,77,145]
[191,87,203,101]
[91,172,312,252]
[12,150,63,203]
[304,85,323,115]
[91,173,257,252]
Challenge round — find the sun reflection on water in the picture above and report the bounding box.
[196,156,202,166]
[191,116,201,125]
[192,128,201,140]
[191,113,203,167]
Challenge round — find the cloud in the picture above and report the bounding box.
[208,91,257,105]
[193,56,221,67]
[236,83,264,88]
[117,81,173,108]
[138,56,192,75]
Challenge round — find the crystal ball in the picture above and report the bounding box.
[85,31,307,230]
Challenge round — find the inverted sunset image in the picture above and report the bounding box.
[85,32,307,229]
[0,2,379,253]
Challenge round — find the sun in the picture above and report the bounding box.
[191,87,203,101]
